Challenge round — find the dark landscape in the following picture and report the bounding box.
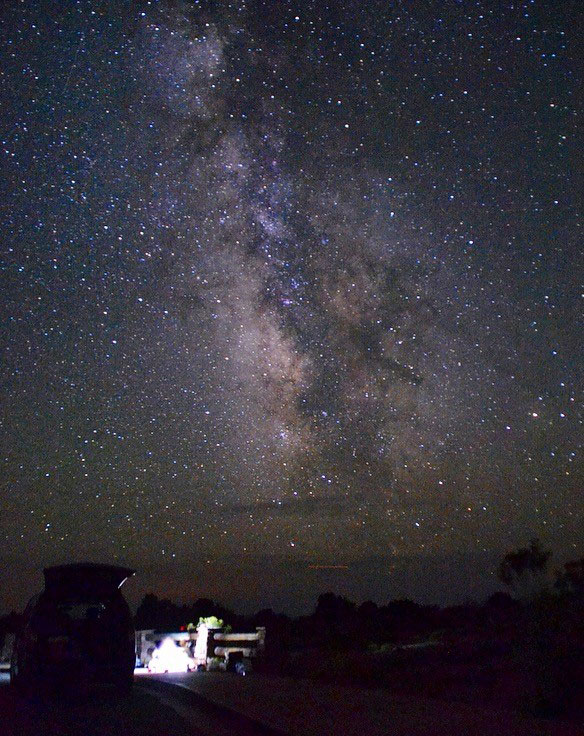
[1,540,584,731]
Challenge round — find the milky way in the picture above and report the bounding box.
[1,0,582,613]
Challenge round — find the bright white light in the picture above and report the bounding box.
[148,637,191,674]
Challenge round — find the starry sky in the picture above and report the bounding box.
[1,0,582,615]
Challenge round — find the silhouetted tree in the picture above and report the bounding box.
[135,594,181,630]
[309,593,359,648]
[0,611,23,650]
[498,538,551,600]
[485,591,516,610]
[555,558,584,601]
[135,593,238,631]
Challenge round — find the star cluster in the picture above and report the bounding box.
[0,0,582,612]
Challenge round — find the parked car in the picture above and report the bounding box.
[10,563,135,694]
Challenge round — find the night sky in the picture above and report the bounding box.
[1,0,582,615]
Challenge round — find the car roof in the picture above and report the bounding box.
[43,563,135,597]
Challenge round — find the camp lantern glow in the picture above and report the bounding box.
[148,637,191,674]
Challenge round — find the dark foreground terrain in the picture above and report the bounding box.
[0,675,203,736]
[0,673,283,736]
[2,671,583,736]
